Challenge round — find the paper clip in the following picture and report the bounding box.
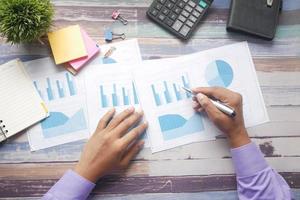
[104,47,117,58]
[104,29,126,42]
[112,10,128,25]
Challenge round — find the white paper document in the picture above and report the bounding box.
[25,39,142,151]
[133,42,269,152]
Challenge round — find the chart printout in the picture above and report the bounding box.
[133,42,269,153]
[25,39,143,151]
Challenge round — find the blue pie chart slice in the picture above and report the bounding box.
[205,60,233,88]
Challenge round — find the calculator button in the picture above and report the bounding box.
[192,10,200,17]
[150,9,159,16]
[177,1,185,8]
[158,0,167,4]
[184,5,193,12]
[199,0,207,8]
[172,20,183,31]
[188,0,196,8]
[181,10,190,18]
[174,7,182,14]
[170,0,177,3]
[166,2,174,9]
[179,25,190,36]
[186,20,194,27]
[169,12,178,20]
[158,14,166,21]
[165,18,174,26]
[155,3,163,10]
[183,0,188,2]
[162,8,170,15]
[189,15,197,22]
[195,5,204,13]
[178,15,187,22]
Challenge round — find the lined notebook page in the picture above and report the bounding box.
[0,59,48,141]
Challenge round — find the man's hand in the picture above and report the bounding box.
[192,87,250,148]
[74,107,147,183]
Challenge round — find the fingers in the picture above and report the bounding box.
[192,87,232,102]
[107,107,135,130]
[121,122,148,148]
[113,110,144,137]
[119,140,144,169]
[195,93,224,122]
[95,108,115,132]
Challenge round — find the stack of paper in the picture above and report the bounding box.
[48,25,99,75]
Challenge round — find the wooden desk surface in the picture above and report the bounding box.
[0,0,300,199]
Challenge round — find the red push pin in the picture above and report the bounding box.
[112,10,128,25]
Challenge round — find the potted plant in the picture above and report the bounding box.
[0,0,54,44]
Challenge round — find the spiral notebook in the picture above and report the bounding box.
[0,59,49,142]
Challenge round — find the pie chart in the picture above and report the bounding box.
[205,60,234,88]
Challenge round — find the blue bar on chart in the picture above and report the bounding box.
[100,85,108,108]
[122,88,130,105]
[132,82,139,104]
[151,73,192,106]
[151,85,162,106]
[46,78,54,101]
[33,81,43,100]
[112,84,119,106]
[163,81,172,103]
[56,80,65,98]
[65,73,76,96]
[173,84,182,101]
[181,75,191,98]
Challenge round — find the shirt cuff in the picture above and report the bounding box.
[47,170,95,200]
[231,142,269,178]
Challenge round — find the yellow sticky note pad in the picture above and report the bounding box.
[48,25,87,65]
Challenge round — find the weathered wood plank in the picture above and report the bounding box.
[1,156,300,178]
[0,173,299,198]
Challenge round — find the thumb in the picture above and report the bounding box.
[196,93,223,119]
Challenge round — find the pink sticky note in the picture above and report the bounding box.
[66,28,100,74]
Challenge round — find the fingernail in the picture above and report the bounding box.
[196,93,205,104]
[109,108,115,113]
[192,101,198,108]
[136,108,144,114]
[197,107,204,112]
[127,106,135,112]
[144,121,148,127]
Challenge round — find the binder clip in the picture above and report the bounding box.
[112,10,128,25]
[104,29,126,43]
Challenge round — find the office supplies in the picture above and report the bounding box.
[226,0,282,40]
[48,25,88,64]
[182,87,236,117]
[0,59,49,142]
[104,47,117,58]
[89,39,142,66]
[65,28,100,75]
[112,10,128,25]
[147,0,213,40]
[25,39,143,151]
[104,29,126,42]
[132,42,268,152]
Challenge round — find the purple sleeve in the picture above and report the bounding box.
[231,142,292,200]
[42,170,95,200]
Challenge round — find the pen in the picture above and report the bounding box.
[182,87,236,118]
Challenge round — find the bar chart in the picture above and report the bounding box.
[151,73,191,106]
[99,81,139,108]
[33,72,77,102]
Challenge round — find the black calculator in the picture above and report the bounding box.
[147,0,213,40]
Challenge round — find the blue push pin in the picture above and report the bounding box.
[104,29,126,43]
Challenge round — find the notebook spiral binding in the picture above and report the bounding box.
[0,120,8,140]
